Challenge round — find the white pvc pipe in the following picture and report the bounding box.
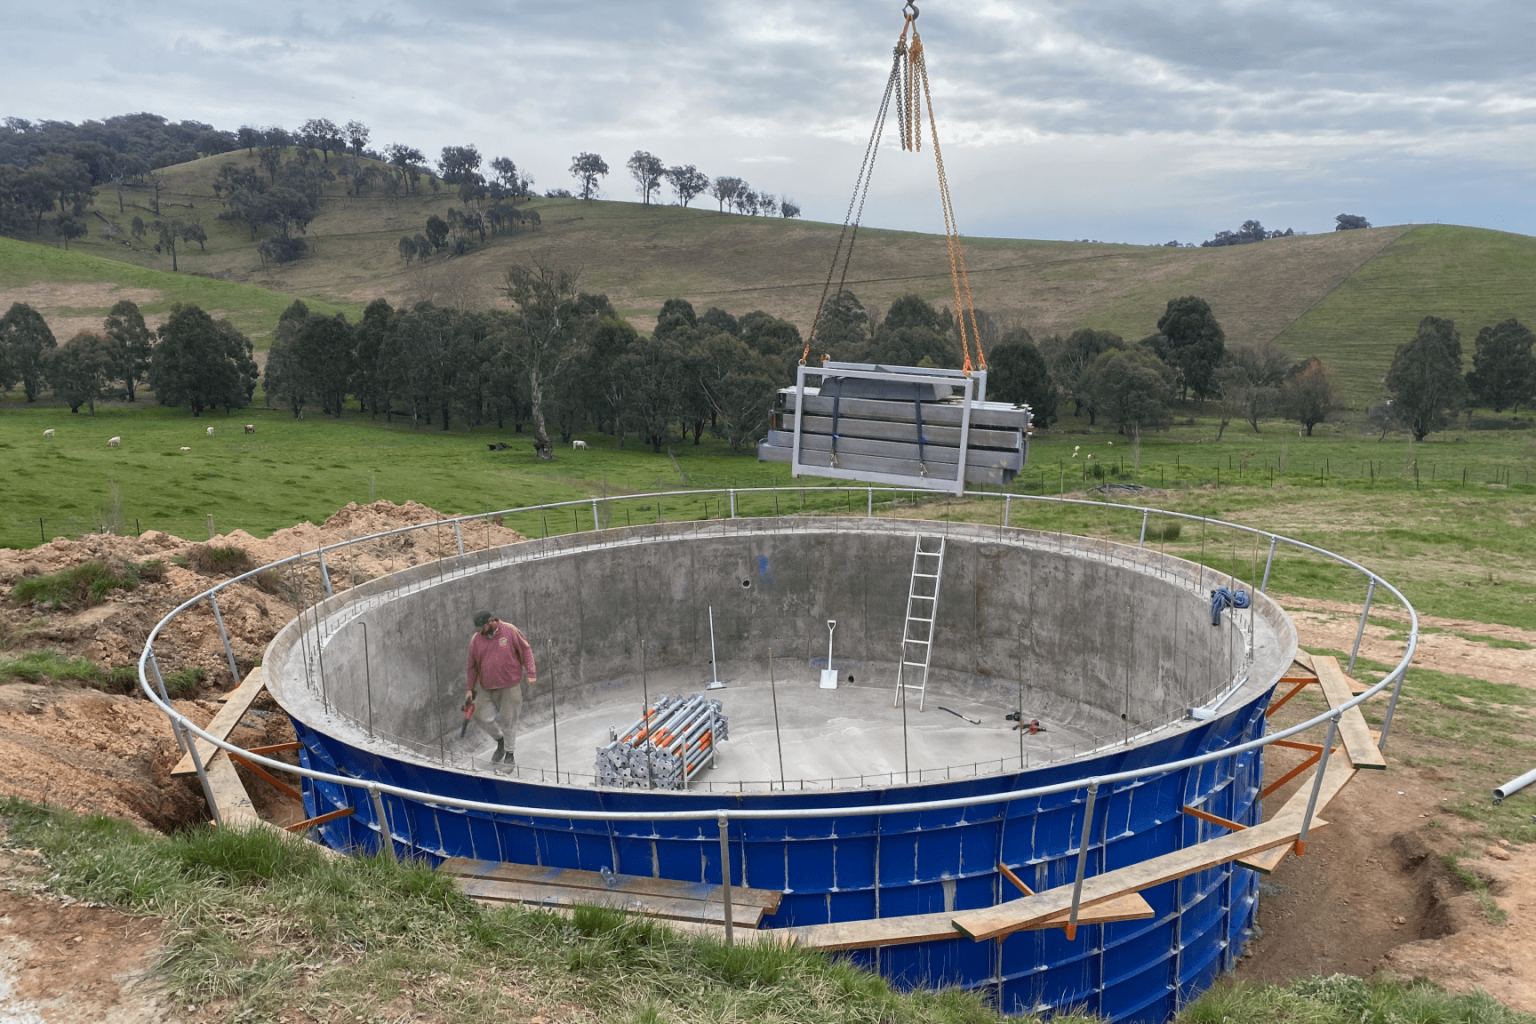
[1494,766,1536,803]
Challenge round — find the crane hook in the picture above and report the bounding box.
[904,0,920,19]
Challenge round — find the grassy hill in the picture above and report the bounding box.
[5,150,1536,405]
[0,235,357,347]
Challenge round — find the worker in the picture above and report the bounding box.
[465,611,537,765]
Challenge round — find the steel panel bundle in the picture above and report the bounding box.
[594,693,728,790]
[757,363,1031,494]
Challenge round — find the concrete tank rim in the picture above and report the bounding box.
[261,516,1297,801]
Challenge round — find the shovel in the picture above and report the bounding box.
[819,620,839,689]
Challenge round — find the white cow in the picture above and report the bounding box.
[244,424,255,434]
[180,446,191,451]
[43,428,54,438]
[206,426,215,437]
[572,439,589,449]
[107,437,121,447]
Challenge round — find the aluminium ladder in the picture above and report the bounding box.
[892,535,945,711]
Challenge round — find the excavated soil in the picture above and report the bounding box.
[0,501,525,831]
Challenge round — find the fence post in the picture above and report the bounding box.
[147,648,187,755]
[1066,779,1099,941]
[1347,579,1376,676]
[369,784,397,863]
[182,720,222,827]
[1295,715,1338,856]
[208,594,240,685]
[718,812,734,945]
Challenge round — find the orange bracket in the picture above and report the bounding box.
[1271,739,1325,753]
[284,805,356,833]
[1266,680,1311,718]
[1180,805,1247,832]
[245,741,303,755]
[1259,751,1322,800]
[229,752,304,803]
[997,862,1034,897]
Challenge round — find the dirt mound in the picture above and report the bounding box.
[0,501,525,830]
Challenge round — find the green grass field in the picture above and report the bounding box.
[4,401,1531,628]
[7,152,1536,406]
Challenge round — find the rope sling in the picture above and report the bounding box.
[802,1,986,377]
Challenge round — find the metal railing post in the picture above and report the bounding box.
[183,721,222,827]
[729,490,736,519]
[369,784,397,863]
[1260,536,1277,592]
[318,552,334,597]
[1138,510,1149,548]
[1347,579,1376,675]
[867,487,873,517]
[1066,779,1099,940]
[454,520,464,555]
[1379,670,1407,751]
[591,498,601,531]
[1004,495,1012,529]
[1295,715,1338,856]
[208,593,240,685]
[147,648,187,754]
[718,812,734,945]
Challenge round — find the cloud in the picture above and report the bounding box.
[3,0,1535,239]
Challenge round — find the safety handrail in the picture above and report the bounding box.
[138,487,1417,827]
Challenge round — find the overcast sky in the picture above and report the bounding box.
[7,1,1536,242]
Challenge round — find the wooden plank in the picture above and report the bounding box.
[172,666,266,777]
[452,876,765,929]
[1312,656,1387,769]
[513,904,794,946]
[205,752,262,825]
[437,857,783,912]
[778,389,1030,430]
[949,812,1328,941]
[1236,756,1357,874]
[1291,650,1316,673]
[773,412,1023,451]
[785,892,1154,952]
[759,442,1010,486]
[766,430,1024,470]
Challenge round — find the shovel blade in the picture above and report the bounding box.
[819,669,840,690]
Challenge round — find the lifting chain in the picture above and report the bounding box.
[804,1,985,375]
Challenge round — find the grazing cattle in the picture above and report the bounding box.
[206,426,215,437]
[244,424,255,434]
[487,442,510,451]
[43,428,55,438]
[180,446,191,451]
[572,439,589,449]
[107,437,121,447]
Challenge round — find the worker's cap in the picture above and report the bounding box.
[473,611,495,628]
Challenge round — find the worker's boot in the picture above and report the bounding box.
[491,737,506,763]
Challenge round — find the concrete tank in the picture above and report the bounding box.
[265,517,1295,1022]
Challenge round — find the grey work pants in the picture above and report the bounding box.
[473,684,524,754]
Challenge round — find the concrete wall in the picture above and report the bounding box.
[267,519,1293,770]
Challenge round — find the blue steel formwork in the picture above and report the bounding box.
[290,689,1269,1022]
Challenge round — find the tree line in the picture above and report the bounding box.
[0,300,257,416]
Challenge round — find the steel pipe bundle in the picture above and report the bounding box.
[594,693,728,789]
